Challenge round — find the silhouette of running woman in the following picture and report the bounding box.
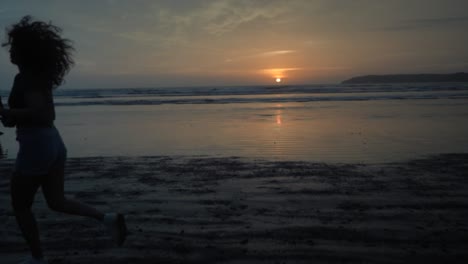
[0,16,126,264]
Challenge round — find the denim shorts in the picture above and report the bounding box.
[15,126,67,176]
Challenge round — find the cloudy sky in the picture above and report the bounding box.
[0,0,467,89]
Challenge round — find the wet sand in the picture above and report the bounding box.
[1,154,468,263]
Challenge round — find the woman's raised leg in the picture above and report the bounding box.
[41,165,104,221]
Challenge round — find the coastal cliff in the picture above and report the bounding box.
[342,72,468,84]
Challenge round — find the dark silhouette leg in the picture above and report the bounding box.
[41,164,104,221]
[10,172,43,260]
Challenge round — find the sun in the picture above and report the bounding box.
[275,78,282,83]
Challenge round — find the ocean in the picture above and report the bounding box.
[1,83,468,163]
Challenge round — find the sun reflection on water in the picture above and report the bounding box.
[276,114,282,125]
[275,104,283,126]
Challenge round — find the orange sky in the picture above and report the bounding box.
[1,0,468,88]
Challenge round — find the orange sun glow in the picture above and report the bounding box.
[275,78,282,83]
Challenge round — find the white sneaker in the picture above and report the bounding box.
[19,256,48,264]
[103,213,127,246]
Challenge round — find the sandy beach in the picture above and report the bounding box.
[1,1,468,263]
[1,154,468,263]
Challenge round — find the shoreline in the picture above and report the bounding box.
[1,154,467,263]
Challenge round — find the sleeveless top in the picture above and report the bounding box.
[8,73,56,128]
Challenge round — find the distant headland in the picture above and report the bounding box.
[342,72,468,84]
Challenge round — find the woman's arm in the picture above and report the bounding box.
[0,90,49,121]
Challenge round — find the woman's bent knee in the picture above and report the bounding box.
[12,199,32,212]
[46,198,66,212]
[10,172,41,211]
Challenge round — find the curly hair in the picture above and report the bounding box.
[2,16,74,89]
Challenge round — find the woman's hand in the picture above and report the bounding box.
[0,96,16,127]
[0,96,3,132]
[0,97,5,128]
[0,96,5,117]
[1,117,16,127]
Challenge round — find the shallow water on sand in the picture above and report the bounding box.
[1,98,468,163]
